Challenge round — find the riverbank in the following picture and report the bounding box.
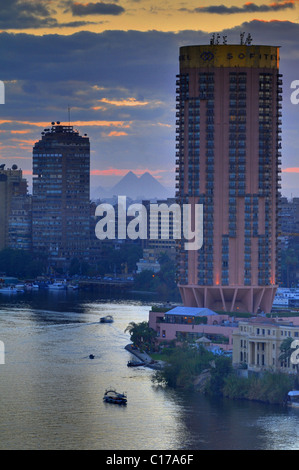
[124,344,165,370]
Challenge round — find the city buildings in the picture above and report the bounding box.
[175,38,282,314]
[32,122,90,269]
[0,165,29,251]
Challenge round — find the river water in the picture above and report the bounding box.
[0,289,299,450]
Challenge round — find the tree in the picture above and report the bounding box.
[125,321,156,351]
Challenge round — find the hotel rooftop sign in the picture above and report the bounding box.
[179,45,279,69]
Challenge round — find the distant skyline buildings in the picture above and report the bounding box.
[1,25,299,199]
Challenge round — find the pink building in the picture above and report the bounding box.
[175,40,282,313]
[149,306,238,351]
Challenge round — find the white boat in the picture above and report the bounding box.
[0,286,18,294]
[287,391,299,407]
[15,284,25,292]
[48,282,66,290]
[67,284,79,290]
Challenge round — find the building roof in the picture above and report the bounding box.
[165,306,217,317]
[195,336,211,343]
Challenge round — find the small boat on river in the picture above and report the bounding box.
[103,389,127,405]
[100,315,114,323]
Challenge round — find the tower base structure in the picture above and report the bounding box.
[178,285,277,314]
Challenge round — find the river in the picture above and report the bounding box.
[0,289,298,450]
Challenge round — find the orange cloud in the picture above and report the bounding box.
[11,129,32,134]
[98,97,149,107]
[105,131,128,137]
[282,167,299,173]
[0,119,131,129]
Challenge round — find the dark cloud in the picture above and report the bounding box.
[65,1,125,16]
[182,1,295,15]
[0,0,97,29]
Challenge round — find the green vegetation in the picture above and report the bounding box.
[133,253,180,301]
[124,321,157,352]
[223,372,296,405]
[0,248,48,278]
[152,344,217,390]
[151,342,298,405]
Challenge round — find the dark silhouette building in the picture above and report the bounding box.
[32,122,90,269]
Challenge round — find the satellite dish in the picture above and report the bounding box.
[57,121,60,125]
[12,164,18,170]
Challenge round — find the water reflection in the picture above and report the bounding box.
[0,291,297,450]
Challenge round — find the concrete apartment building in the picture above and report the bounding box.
[0,165,28,251]
[175,39,282,314]
[32,122,90,269]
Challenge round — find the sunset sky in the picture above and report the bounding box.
[0,0,299,196]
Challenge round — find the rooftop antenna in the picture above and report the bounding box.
[240,32,245,45]
[216,33,220,45]
[223,35,227,45]
[245,33,253,45]
[210,33,215,45]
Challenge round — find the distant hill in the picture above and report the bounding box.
[93,171,172,200]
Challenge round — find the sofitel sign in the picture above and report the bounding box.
[179,45,279,69]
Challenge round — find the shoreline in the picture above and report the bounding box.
[124,343,164,370]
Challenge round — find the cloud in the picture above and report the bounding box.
[65,1,125,16]
[282,168,299,173]
[183,1,296,15]
[0,0,97,29]
[0,22,299,195]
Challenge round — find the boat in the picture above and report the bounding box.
[0,286,18,294]
[100,315,114,323]
[48,282,66,290]
[103,389,127,405]
[287,391,299,407]
[15,284,25,293]
[127,360,145,367]
[67,284,79,290]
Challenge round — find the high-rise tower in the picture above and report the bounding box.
[176,38,282,314]
[32,122,90,268]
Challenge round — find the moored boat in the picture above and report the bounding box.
[287,391,299,407]
[127,360,145,367]
[103,389,127,405]
[48,282,66,290]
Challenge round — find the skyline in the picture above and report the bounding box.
[0,1,299,196]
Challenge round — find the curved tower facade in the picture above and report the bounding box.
[176,42,282,313]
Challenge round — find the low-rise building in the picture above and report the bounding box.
[149,306,238,351]
[232,316,299,374]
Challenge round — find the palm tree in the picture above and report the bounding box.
[125,321,156,350]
